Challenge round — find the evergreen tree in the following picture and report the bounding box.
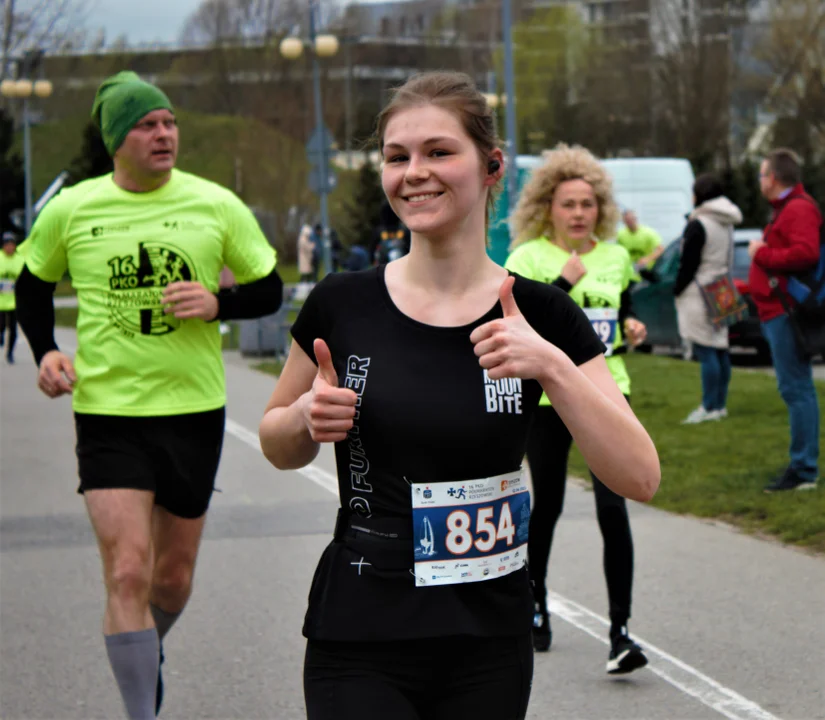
[340,159,385,248]
[68,122,113,184]
[0,109,25,235]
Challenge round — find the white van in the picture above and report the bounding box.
[601,157,695,246]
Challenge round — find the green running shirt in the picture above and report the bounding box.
[0,250,25,311]
[505,238,633,399]
[25,169,277,416]
[616,225,662,280]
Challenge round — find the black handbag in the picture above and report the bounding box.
[769,276,825,359]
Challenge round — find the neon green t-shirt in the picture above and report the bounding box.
[505,238,633,399]
[0,250,25,311]
[616,224,662,279]
[25,169,277,416]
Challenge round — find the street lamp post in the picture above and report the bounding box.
[280,0,339,277]
[502,0,519,220]
[1,55,53,234]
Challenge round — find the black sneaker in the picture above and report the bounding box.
[532,601,552,652]
[155,645,164,716]
[764,468,818,493]
[607,630,648,675]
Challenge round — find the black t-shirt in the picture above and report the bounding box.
[291,265,604,642]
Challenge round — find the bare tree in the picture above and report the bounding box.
[180,0,343,46]
[1,0,91,80]
[649,0,750,168]
[174,0,347,140]
[752,0,825,151]
[507,5,595,153]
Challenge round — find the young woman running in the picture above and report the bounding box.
[505,143,650,674]
[260,75,659,719]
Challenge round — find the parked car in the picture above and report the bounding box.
[631,229,770,362]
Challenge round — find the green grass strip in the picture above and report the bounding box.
[569,353,825,552]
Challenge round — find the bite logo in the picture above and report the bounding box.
[483,369,522,415]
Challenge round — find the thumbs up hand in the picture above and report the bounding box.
[301,338,358,443]
[470,275,562,382]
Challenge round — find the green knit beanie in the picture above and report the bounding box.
[91,71,174,156]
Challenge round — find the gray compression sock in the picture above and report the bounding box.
[105,629,160,720]
[150,603,182,642]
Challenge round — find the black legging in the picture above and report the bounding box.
[304,634,533,720]
[526,402,634,627]
[0,310,16,358]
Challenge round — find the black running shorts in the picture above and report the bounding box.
[74,407,225,519]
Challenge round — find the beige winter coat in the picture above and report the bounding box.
[675,196,743,349]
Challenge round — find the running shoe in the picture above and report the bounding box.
[764,468,818,493]
[532,601,552,652]
[607,630,648,675]
[681,406,722,424]
[155,645,164,716]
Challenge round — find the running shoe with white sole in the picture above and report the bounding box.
[764,468,818,493]
[681,406,722,424]
[607,631,648,674]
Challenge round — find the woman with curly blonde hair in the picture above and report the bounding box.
[505,144,649,674]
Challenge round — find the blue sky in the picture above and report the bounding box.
[93,0,388,45]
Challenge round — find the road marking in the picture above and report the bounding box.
[547,593,781,720]
[224,418,339,497]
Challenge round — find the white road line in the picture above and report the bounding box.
[234,416,785,720]
[547,593,781,720]
[224,418,339,497]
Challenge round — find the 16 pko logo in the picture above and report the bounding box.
[107,242,194,290]
[106,241,196,337]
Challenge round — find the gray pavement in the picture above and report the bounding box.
[1,329,824,720]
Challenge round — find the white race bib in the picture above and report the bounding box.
[584,307,618,357]
[0,280,14,293]
[411,471,530,587]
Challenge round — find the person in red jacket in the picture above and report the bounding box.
[749,148,822,492]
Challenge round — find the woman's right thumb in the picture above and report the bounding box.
[314,338,338,387]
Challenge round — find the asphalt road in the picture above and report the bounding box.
[1,329,824,720]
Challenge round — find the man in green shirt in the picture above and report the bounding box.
[0,232,24,363]
[15,72,283,720]
[616,209,664,280]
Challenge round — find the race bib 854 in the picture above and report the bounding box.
[411,471,530,587]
